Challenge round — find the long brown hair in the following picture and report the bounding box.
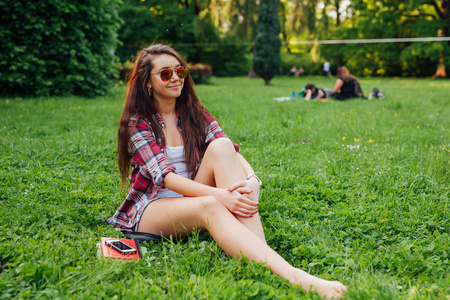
[336,66,357,82]
[117,44,209,188]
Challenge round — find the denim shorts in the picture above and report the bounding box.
[132,198,157,232]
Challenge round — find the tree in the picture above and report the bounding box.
[318,0,448,77]
[222,0,259,42]
[429,0,449,77]
[0,0,121,97]
[117,0,197,63]
[117,0,250,76]
[253,0,281,85]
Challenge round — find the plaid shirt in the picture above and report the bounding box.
[109,110,239,231]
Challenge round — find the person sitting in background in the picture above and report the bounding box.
[289,66,298,76]
[304,83,333,101]
[331,66,363,100]
[296,67,305,76]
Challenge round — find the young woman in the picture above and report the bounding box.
[332,66,363,100]
[110,44,347,299]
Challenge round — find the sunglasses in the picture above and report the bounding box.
[151,66,189,82]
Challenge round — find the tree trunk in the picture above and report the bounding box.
[335,0,341,27]
[247,68,260,78]
[433,63,447,78]
[432,0,449,78]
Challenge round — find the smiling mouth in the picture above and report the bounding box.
[168,85,180,88]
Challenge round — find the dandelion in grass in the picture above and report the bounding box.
[354,138,360,142]
[369,139,373,143]
[417,126,420,129]
[342,137,346,140]
[395,113,398,116]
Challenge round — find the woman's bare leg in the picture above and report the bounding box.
[138,196,346,299]
[194,138,266,241]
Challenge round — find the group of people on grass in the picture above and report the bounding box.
[289,65,305,77]
[303,66,363,101]
[107,44,347,300]
[301,65,384,101]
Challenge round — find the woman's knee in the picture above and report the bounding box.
[207,138,235,155]
[199,196,229,220]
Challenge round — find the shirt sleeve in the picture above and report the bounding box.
[128,119,176,188]
[204,113,240,152]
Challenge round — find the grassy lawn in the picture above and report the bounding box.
[0,76,449,299]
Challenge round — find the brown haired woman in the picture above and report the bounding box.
[332,66,364,100]
[109,44,347,299]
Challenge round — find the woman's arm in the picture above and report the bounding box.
[333,78,344,94]
[163,172,257,217]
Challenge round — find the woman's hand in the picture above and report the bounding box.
[305,89,312,101]
[211,181,257,217]
[216,180,260,217]
[228,179,260,200]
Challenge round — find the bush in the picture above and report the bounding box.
[0,0,122,97]
[188,63,212,84]
[198,45,252,77]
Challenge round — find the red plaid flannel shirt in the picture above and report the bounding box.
[110,110,239,231]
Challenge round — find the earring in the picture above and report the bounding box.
[147,87,152,96]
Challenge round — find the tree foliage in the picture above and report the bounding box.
[117,0,250,77]
[319,0,449,77]
[3,0,446,97]
[253,0,282,85]
[0,0,122,97]
[116,0,196,63]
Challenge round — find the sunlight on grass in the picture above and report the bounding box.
[0,77,449,299]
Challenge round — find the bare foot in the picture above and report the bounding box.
[309,276,347,299]
[293,270,347,299]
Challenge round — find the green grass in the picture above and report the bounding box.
[0,76,449,299]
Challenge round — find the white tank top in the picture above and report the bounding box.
[157,146,188,199]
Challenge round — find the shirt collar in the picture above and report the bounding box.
[154,110,181,129]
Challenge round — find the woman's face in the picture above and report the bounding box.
[147,54,185,103]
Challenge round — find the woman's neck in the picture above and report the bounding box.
[155,98,176,117]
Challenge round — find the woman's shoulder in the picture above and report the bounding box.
[128,115,154,133]
[129,115,150,126]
